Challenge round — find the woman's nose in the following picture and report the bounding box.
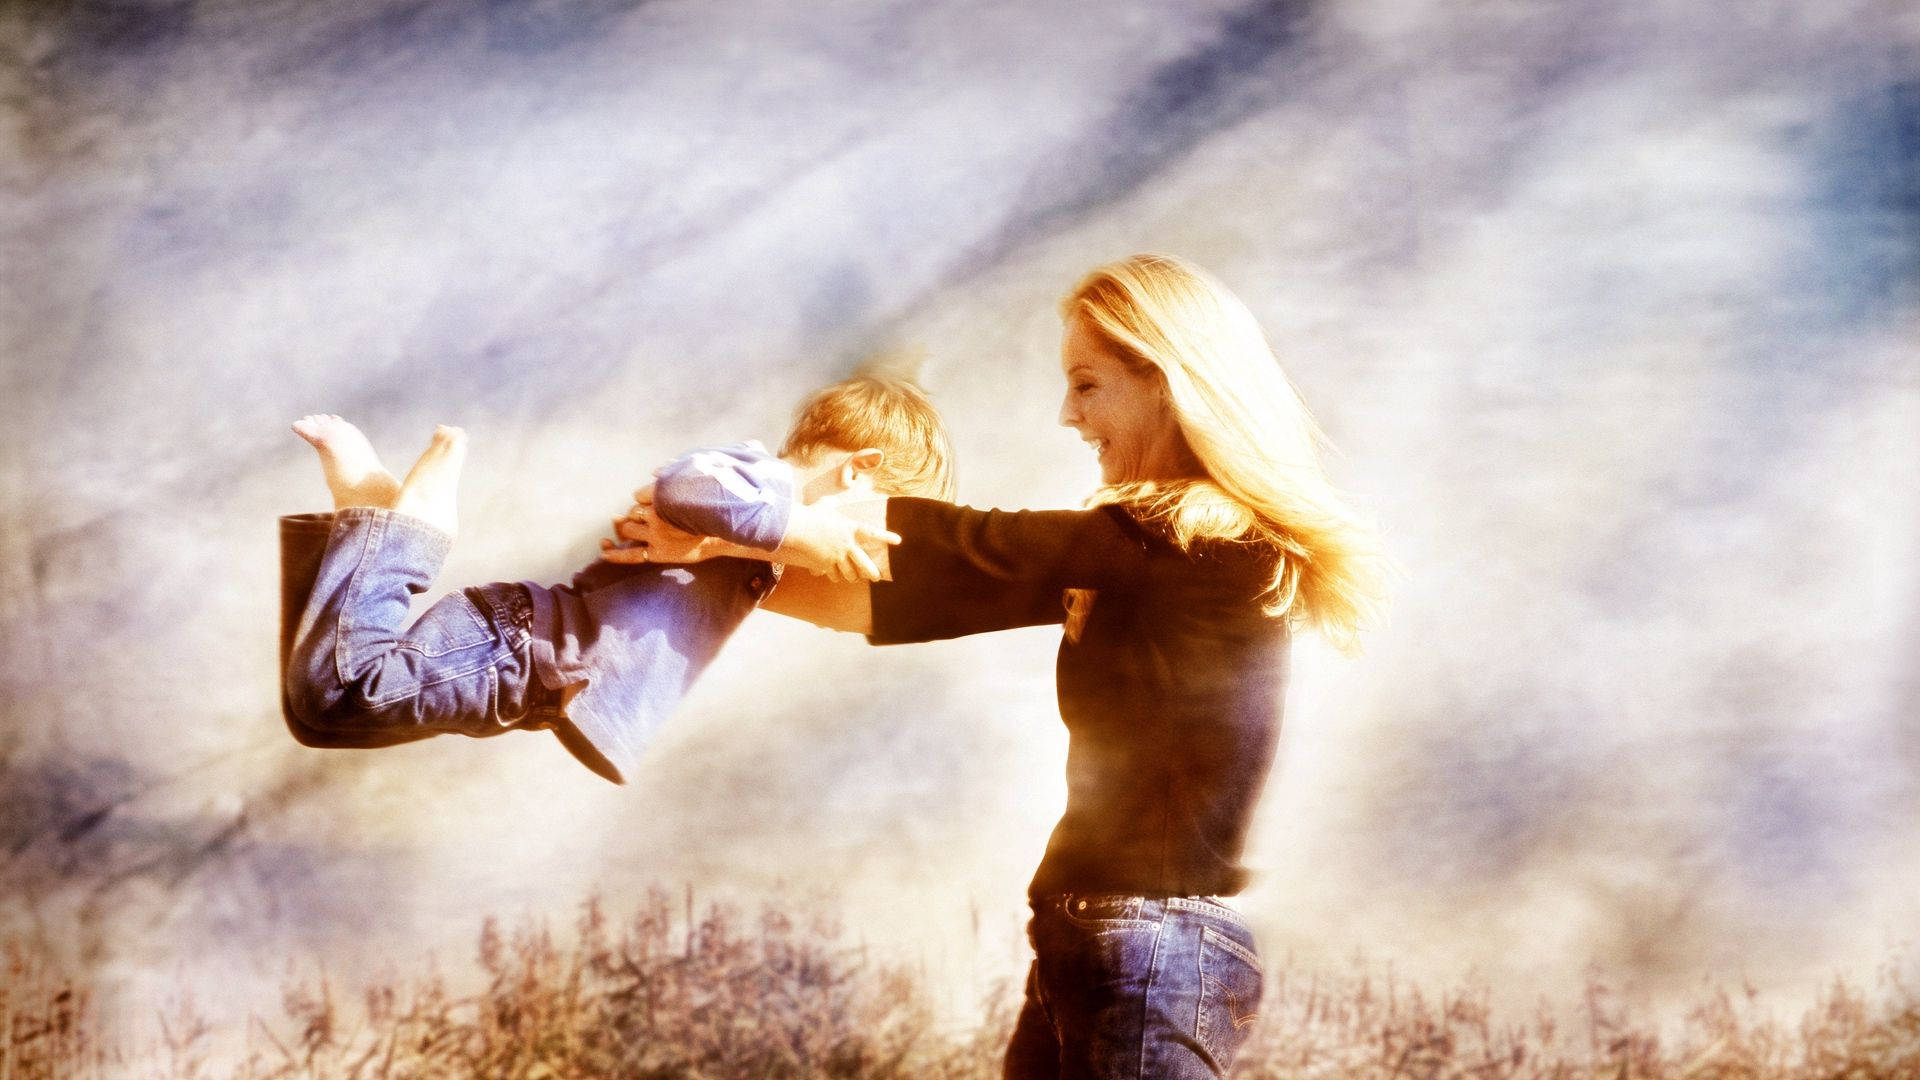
[1058,395,1079,427]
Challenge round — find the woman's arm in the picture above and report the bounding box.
[760,567,873,634]
[605,494,1158,642]
[751,497,886,633]
[604,488,897,582]
[604,496,885,631]
[867,497,1156,644]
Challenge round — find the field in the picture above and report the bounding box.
[5,890,1918,1079]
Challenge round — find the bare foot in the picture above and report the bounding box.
[292,414,401,510]
[392,425,468,538]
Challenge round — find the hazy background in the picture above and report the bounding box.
[4,0,1917,1051]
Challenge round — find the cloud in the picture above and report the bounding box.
[2,0,1916,1038]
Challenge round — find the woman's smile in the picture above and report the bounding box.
[1058,313,1196,485]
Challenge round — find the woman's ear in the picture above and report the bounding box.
[839,448,886,489]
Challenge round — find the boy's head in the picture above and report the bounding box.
[781,375,956,502]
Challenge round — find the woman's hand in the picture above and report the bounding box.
[599,484,900,583]
[601,512,729,564]
[776,499,901,583]
[600,484,743,565]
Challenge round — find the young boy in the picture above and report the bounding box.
[278,376,954,784]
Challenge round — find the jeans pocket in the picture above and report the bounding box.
[1195,925,1262,1065]
[394,592,496,659]
[1059,894,1154,930]
[1038,920,1158,1043]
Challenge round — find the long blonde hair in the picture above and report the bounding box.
[1062,254,1389,654]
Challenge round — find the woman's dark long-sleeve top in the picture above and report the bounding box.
[869,496,1290,901]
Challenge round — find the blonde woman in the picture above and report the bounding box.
[611,254,1388,1078]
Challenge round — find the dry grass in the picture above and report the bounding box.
[2,940,111,1079]
[164,888,1003,1080]
[1230,955,1920,1080]
[6,892,1917,1079]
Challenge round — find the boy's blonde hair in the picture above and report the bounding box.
[781,375,957,500]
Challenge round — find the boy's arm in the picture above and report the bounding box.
[605,483,897,583]
[648,441,793,553]
[600,501,880,630]
[640,442,897,581]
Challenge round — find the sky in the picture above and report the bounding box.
[3,0,1917,1048]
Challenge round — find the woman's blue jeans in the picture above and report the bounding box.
[279,507,551,746]
[1004,894,1264,1080]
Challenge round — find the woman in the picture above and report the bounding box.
[610,254,1387,1078]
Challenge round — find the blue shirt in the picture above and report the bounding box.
[521,441,794,783]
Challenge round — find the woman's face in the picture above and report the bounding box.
[1058,314,1193,485]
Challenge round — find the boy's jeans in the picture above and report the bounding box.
[1003,894,1264,1080]
[279,508,554,746]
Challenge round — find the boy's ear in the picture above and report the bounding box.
[839,448,886,487]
